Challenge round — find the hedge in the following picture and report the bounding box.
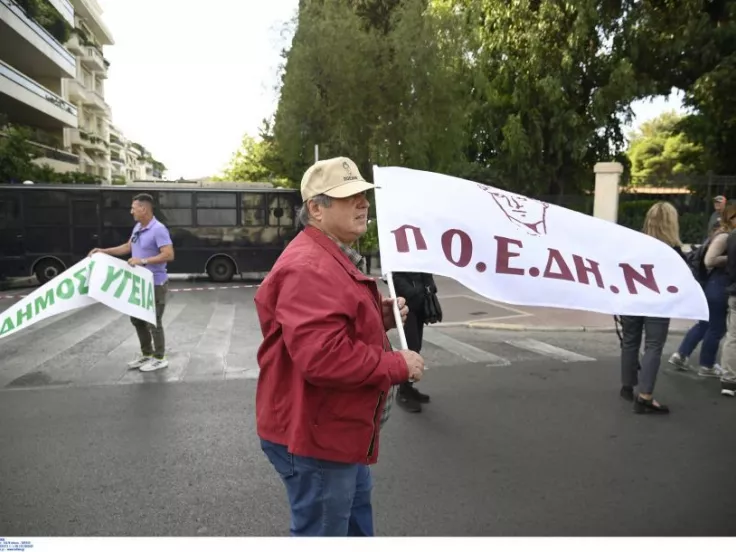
[618,199,707,245]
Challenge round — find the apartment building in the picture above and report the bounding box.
[1,0,166,184]
[62,0,114,182]
[0,0,80,173]
[110,125,165,184]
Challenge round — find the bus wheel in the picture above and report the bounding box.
[207,257,236,283]
[34,258,65,285]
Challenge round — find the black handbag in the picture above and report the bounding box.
[422,285,443,324]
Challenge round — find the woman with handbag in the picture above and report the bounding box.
[391,272,443,413]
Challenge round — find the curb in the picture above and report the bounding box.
[0,278,35,291]
[465,322,689,335]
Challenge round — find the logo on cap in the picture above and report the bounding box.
[343,161,358,182]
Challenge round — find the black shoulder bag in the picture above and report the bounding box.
[422,284,443,324]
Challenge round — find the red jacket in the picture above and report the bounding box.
[254,226,409,465]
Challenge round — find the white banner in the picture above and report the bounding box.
[374,166,708,320]
[0,253,157,340]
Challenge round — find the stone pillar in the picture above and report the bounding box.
[593,162,624,223]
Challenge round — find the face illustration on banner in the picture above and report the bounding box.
[477,184,549,237]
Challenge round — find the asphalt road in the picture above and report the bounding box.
[1,283,735,536]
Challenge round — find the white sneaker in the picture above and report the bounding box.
[698,366,722,378]
[140,357,169,372]
[668,352,689,370]
[127,356,152,370]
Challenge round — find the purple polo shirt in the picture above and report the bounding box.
[130,217,172,285]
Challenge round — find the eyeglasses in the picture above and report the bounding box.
[131,230,141,243]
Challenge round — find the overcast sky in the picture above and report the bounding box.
[98,0,298,180]
[98,0,681,180]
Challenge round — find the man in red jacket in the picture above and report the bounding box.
[254,156,425,537]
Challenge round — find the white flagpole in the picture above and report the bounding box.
[385,271,408,350]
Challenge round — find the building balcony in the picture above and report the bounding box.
[81,46,106,73]
[66,77,88,103]
[0,0,76,79]
[93,155,110,169]
[82,87,108,113]
[65,31,85,56]
[32,140,80,174]
[48,0,74,27]
[84,133,107,154]
[0,59,78,130]
[69,127,85,145]
[69,128,106,153]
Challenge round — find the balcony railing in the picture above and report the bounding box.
[33,141,80,165]
[1,0,76,68]
[0,59,77,117]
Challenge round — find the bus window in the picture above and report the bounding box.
[195,192,236,226]
[24,190,69,226]
[73,201,98,227]
[102,191,136,227]
[0,192,23,259]
[25,228,70,253]
[0,192,21,229]
[268,194,296,227]
[158,191,193,226]
[241,193,266,227]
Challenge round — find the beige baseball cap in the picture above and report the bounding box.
[300,157,375,202]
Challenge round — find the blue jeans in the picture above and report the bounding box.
[678,274,728,368]
[260,439,374,537]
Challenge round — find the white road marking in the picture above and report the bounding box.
[423,328,510,365]
[0,308,123,388]
[196,304,235,357]
[504,338,596,362]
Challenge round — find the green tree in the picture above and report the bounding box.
[0,123,40,183]
[624,0,736,173]
[270,0,384,181]
[268,0,467,183]
[369,0,468,172]
[437,0,640,195]
[262,0,736,197]
[217,132,289,185]
[627,110,704,184]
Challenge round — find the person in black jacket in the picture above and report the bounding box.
[391,272,441,413]
[716,227,736,397]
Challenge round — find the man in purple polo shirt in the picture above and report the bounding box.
[90,193,175,372]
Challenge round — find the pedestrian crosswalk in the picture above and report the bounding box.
[0,289,603,391]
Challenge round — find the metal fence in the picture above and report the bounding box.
[529,174,736,245]
[619,173,736,244]
[534,194,594,215]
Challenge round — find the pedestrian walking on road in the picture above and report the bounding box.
[669,203,736,377]
[89,193,174,372]
[618,202,686,414]
[391,272,442,413]
[254,156,425,537]
[714,224,736,397]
